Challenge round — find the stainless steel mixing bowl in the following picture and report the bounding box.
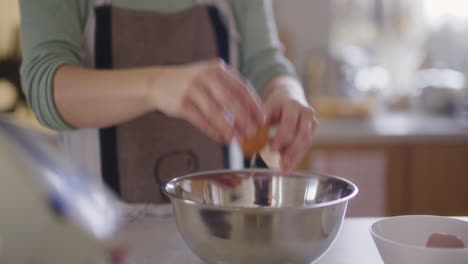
[163,169,358,264]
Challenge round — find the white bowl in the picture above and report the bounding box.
[370,215,468,264]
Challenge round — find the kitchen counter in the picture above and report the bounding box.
[314,111,468,144]
[116,208,467,264]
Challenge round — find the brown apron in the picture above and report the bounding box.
[94,4,231,203]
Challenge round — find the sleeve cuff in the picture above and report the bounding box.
[251,63,298,94]
[21,56,81,131]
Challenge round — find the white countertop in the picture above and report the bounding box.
[117,211,467,264]
[314,111,468,144]
[117,214,383,264]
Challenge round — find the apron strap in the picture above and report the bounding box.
[199,0,242,169]
[198,0,240,69]
[82,0,111,67]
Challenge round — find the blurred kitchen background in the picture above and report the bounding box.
[1,0,468,217]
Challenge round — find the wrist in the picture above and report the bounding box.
[262,75,308,105]
[143,66,175,112]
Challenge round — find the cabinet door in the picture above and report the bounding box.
[301,146,391,217]
[409,145,468,215]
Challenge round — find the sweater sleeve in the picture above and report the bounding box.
[229,0,298,92]
[19,0,90,130]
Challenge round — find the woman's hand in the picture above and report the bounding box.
[149,60,264,144]
[262,76,318,174]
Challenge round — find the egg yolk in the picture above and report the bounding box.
[240,124,269,158]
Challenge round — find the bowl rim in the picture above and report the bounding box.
[162,169,358,211]
[369,215,468,251]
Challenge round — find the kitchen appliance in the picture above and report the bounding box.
[163,169,358,264]
[415,68,466,115]
[371,215,468,264]
[0,120,124,264]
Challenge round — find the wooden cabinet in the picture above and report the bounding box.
[408,145,468,215]
[299,142,468,217]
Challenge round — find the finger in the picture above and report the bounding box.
[213,64,264,124]
[270,103,300,151]
[184,102,222,142]
[192,86,236,142]
[200,73,256,138]
[281,114,315,173]
[184,97,231,143]
[264,100,282,126]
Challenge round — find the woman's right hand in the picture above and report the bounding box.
[149,60,264,144]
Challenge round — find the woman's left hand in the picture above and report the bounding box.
[262,76,319,175]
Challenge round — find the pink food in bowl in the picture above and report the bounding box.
[426,233,466,249]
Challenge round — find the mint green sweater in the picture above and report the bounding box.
[19,0,295,130]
